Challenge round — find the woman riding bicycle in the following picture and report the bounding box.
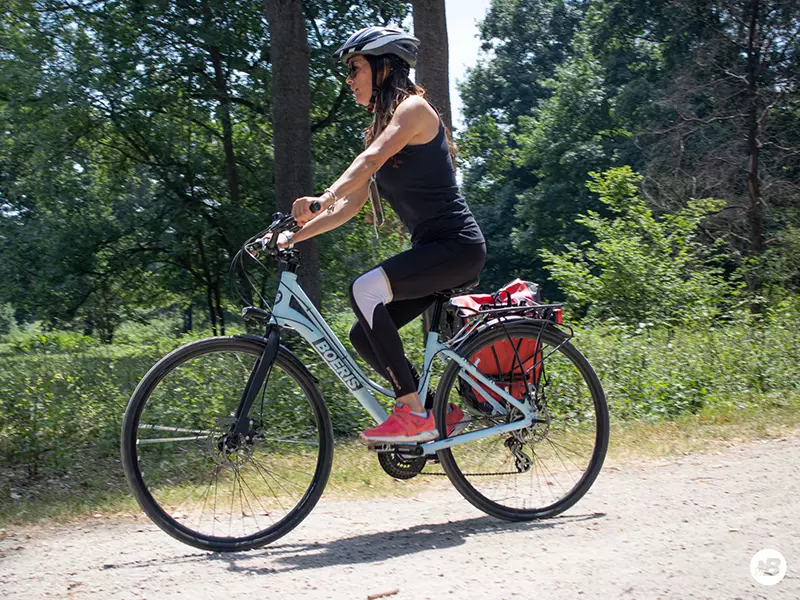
[269,26,486,444]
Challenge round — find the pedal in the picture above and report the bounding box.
[366,443,393,453]
[366,443,424,456]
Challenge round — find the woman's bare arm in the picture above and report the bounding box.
[292,183,370,243]
[291,96,438,224]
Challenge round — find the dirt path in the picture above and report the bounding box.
[1,436,799,599]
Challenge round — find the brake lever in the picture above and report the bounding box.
[244,200,321,255]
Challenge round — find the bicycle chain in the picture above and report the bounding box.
[417,464,524,477]
[392,410,541,478]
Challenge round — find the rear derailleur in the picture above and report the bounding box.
[504,437,532,473]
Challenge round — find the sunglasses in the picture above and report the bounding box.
[346,59,366,79]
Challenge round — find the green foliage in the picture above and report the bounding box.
[460,0,590,126]
[511,46,624,265]
[3,307,799,490]
[459,0,800,301]
[113,314,184,346]
[541,167,739,325]
[0,0,411,341]
[0,303,17,335]
[0,311,429,478]
[754,227,800,299]
[4,329,98,354]
[579,301,800,420]
[456,1,593,295]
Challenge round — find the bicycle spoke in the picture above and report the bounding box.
[249,456,289,514]
[125,340,331,550]
[211,469,220,536]
[436,321,607,517]
[237,469,271,524]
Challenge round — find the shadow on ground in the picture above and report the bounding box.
[100,511,605,575]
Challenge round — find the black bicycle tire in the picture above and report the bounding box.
[120,336,334,552]
[433,320,609,521]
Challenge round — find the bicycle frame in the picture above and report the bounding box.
[270,270,537,456]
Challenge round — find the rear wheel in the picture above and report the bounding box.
[121,336,333,551]
[433,321,608,521]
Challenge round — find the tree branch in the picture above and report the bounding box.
[189,92,267,115]
[311,84,349,132]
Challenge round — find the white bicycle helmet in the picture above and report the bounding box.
[333,26,420,68]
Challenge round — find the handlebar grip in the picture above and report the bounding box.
[309,201,321,213]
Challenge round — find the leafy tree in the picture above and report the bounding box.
[540,167,739,325]
[460,0,589,126]
[460,0,800,304]
[584,0,800,297]
[457,0,589,293]
[511,44,625,273]
[0,0,412,340]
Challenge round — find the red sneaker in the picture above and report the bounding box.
[360,403,438,444]
[446,403,468,437]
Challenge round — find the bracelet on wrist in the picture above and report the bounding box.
[323,188,338,213]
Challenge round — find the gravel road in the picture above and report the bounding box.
[1,435,798,599]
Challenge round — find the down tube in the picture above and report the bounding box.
[272,272,390,424]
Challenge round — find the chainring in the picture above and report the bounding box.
[377,451,428,480]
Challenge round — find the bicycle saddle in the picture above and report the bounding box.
[434,277,480,298]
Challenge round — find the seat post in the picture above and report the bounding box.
[427,277,480,335]
[428,297,446,334]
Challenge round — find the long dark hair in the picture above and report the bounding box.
[363,55,456,165]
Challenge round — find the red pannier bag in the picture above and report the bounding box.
[448,279,548,412]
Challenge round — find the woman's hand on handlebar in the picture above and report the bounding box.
[292,195,323,225]
[252,231,290,255]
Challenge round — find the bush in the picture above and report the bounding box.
[4,324,99,353]
[113,315,183,346]
[579,305,800,420]
[2,307,798,483]
[0,303,17,336]
[540,166,742,326]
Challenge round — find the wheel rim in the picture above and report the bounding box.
[131,344,325,543]
[438,326,606,515]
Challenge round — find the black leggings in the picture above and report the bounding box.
[348,239,486,397]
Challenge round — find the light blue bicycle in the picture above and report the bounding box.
[121,212,609,552]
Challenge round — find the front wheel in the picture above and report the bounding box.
[433,321,608,521]
[121,336,333,551]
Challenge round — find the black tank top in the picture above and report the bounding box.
[375,120,485,246]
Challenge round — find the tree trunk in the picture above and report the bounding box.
[413,0,453,334]
[263,0,321,308]
[209,45,241,208]
[201,0,240,208]
[411,0,452,132]
[197,236,218,335]
[182,304,193,334]
[745,0,763,258]
[745,0,764,311]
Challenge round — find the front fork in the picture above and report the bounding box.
[230,325,280,439]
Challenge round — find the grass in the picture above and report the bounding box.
[606,396,800,465]
[2,395,799,529]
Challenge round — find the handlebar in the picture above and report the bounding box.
[243,201,321,256]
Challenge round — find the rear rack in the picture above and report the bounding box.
[444,302,569,350]
[458,303,564,323]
